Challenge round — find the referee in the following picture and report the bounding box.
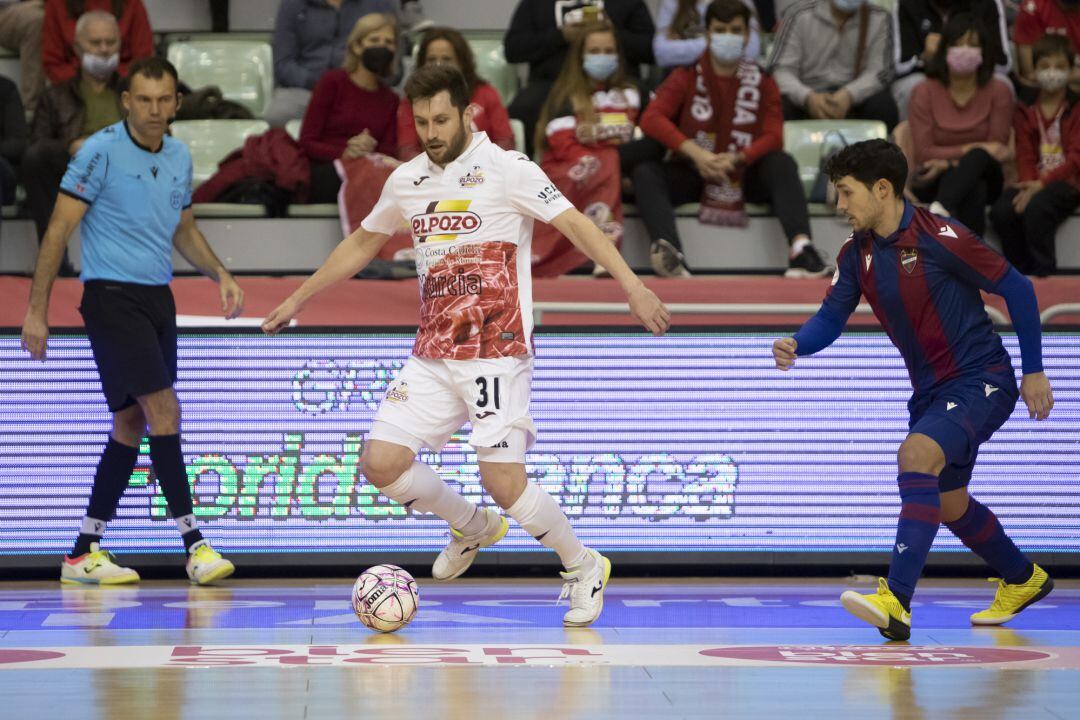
[20,57,243,586]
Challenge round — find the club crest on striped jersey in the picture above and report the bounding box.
[411,199,482,243]
[901,248,918,274]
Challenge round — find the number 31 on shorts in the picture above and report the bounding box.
[475,376,501,410]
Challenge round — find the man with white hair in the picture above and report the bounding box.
[23,10,122,273]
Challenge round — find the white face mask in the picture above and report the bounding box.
[82,52,119,81]
[709,33,744,63]
[1036,67,1070,92]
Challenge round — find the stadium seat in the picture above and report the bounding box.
[510,119,525,154]
[783,119,888,194]
[167,39,273,117]
[285,119,302,141]
[170,119,270,186]
[464,33,519,104]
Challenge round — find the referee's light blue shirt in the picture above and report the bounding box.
[60,120,193,285]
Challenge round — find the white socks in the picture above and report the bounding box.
[380,462,478,531]
[505,481,587,569]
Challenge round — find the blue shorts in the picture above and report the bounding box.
[907,371,1019,492]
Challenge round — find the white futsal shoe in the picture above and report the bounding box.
[432,507,509,581]
[61,543,140,585]
[186,541,235,585]
[559,549,612,627]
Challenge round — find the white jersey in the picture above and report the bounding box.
[362,132,573,360]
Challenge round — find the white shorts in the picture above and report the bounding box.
[369,355,536,463]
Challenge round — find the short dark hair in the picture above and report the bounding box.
[705,0,752,27]
[127,56,179,90]
[925,12,994,87]
[404,62,471,112]
[1033,33,1074,66]
[825,139,909,197]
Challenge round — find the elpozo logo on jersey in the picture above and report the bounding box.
[412,199,482,244]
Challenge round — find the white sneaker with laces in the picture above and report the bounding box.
[558,549,611,627]
[432,507,508,581]
[60,543,140,585]
[186,541,235,585]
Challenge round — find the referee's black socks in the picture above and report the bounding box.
[148,434,204,553]
[71,437,140,557]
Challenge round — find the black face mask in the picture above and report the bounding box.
[361,46,395,76]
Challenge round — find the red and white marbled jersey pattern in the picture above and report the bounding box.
[413,241,527,359]
[360,133,574,361]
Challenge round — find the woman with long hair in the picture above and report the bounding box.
[908,12,1014,235]
[397,27,514,159]
[299,12,400,204]
[531,21,645,276]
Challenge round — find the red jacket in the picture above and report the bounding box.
[192,129,310,204]
[42,0,154,85]
[640,57,782,166]
[1014,95,1080,190]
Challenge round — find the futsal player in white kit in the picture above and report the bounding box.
[262,64,669,626]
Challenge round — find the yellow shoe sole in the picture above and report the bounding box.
[563,555,612,628]
[60,573,140,586]
[971,576,1055,626]
[191,561,235,586]
[841,590,911,641]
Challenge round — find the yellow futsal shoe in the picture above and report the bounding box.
[186,541,235,585]
[60,543,140,585]
[841,578,912,641]
[971,565,1054,626]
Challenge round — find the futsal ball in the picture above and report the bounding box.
[352,564,419,633]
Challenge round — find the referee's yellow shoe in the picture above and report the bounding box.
[185,541,235,585]
[841,578,912,641]
[971,565,1054,626]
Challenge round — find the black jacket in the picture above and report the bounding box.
[0,74,28,166]
[504,0,655,82]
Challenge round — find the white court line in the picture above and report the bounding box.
[1,644,1078,670]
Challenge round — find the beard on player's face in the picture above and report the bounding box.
[424,113,469,166]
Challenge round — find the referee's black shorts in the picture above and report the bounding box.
[79,281,177,413]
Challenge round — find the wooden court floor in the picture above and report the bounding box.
[0,576,1077,719]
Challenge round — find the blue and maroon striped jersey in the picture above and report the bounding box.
[819,202,1013,392]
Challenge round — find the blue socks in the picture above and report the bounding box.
[886,472,942,610]
[945,497,1034,585]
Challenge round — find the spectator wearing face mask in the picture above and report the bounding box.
[41,0,152,85]
[768,0,898,131]
[990,34,1080,276]
[299,12,399,203]
[907,12,1013,236]
[23,9,121,273]
[530,21,647,276]
[267,0,400,128]
[504,0,655,157]
[653,0,762,70]
[397,27,513,160]
[1014,0,1080,90]
[891,0,1011,120]
[638,0,830,278]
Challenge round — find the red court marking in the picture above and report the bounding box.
[0,649,67,664]
[700,645,1052,666]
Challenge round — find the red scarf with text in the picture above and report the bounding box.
[680,58,765,227]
